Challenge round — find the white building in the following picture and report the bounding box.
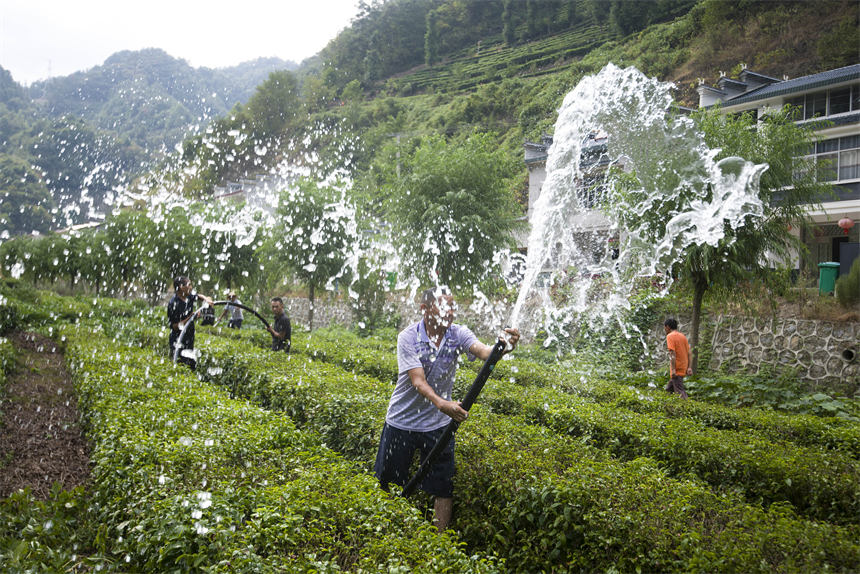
[524,64,860,278]
[697,64,860,277]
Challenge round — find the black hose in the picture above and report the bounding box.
[172,299,271,363]
[401,339,508,498]
[211,300,271,330]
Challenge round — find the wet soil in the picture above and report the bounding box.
[0,332,90,498]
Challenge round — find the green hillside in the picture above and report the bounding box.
[179,0,857,195]
[29,49,297,153]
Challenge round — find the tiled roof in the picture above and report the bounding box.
[721,64,860,106]
[800,111,860,130]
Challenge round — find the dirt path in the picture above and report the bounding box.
[0,332,90,498]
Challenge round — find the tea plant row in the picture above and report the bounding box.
[2,323,495,572]
[289,327,860,458]
[197,336,860,572]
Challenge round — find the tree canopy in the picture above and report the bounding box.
[268,178,358,327]
[677,105,832,371]
[387,132,523,290]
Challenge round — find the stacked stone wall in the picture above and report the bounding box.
[643,315,858,395]
[709,316,858,393]
[283,297,353,330]
[282,295,516,340]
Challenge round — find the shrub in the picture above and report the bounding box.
[0,336,13,380]
[835,258,860,309]
[686,366,860,421]
[197,336,860,572]
[0,299,18,335]
[0,485,97,571]
[54,328,496,572]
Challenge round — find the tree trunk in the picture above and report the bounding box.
[690,279,707,374]
[308,282,315,330]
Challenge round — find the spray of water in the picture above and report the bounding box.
[510,64,767,347]
[4,62,769,350]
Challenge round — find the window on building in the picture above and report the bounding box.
[787,95,804,119]
[796,142,815,156]
[730,109,758,122]
[838,136,860,181]
[810,139,840,182]
[806,91,827,119]
[784,84,860,119]
[830,87,851,114]
[797,137,860,184]
[817,139,839,154]
[842,135,860,150]
[839,149,860,180]
[579,173,606,209]
[578,134,609,209]
[816,153,838,181]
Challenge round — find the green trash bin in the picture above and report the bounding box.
[818,261,840,295]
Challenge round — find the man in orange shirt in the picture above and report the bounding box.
[664,318,691,399]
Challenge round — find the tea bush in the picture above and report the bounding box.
[197,336,860,572]
[0,336,14,431]
[0,298,19,335]
[0,336,13,383]
[53,328,496,572]
[0,485,96,571]
[470,375,860,523]
[284,328,860,458]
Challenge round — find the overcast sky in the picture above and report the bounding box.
[1,0,362,85]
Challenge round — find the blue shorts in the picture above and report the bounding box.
[374,423,455,498]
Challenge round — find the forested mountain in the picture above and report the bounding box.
[183,0,856,197]
[0,52,295,234]
[303,0,856,106]
[28,49,296,153]
[310,0,698,89]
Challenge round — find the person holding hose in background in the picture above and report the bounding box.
[268,297,291,352]
[167,276,213,370]
[217,291,244,329]
[374,285,519,532]
[664,317,691,399]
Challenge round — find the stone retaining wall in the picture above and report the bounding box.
[282,295,519,340]
[283,297,353,329]
[709,315,858,393]
[643,314,859,394]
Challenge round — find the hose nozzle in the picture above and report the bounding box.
[499,326,516,353]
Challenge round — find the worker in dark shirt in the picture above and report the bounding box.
[268,296,291,352]
[167,276,213,369]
